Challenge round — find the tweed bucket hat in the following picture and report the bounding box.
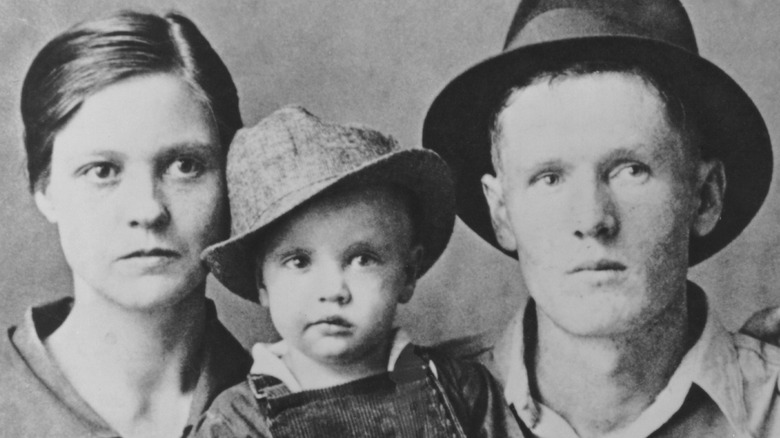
[423,0,772,265]
[203,106,456,301]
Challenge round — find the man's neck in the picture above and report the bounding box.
[44,281,208,438]
[531,290,693,438]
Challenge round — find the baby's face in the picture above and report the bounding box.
[258,185,421,369]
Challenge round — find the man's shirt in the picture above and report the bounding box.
[0,297,252,438]
[441,282,780,438]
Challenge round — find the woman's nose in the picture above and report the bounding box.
[571,181,619,240]
[120,171,170,229]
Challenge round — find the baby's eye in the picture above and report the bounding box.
[283,255,310,270]
[166,157,205,179]
[83,163,119,183]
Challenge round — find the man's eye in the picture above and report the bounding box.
[612,163,650,182]
[167,157,205,179]
[283,255,310,270]
[532,172,561,186]
[83,163,119,182]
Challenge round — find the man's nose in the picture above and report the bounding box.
[318,265,352,305]
[571,180,619,240]
[120,171,170,230]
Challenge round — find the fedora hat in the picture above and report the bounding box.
[203,106,456,301]
[423,0,772,264]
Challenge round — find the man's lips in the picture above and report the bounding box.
[569,260,627,274]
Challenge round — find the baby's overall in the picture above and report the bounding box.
[247,347,468,437]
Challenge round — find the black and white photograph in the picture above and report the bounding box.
[1,1,779,436]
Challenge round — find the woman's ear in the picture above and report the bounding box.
[399,244,424,304]
[34,188,58,224]
[691,159,726,238]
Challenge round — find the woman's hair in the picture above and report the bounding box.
[21,10,243,192]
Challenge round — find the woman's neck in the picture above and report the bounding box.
[44,278,208,438]
[531,291,693,438]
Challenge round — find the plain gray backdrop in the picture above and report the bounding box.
[1,0,778,348]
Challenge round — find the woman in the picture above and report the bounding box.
[0,11,250,438]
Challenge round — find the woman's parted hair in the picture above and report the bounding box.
[21,10,243,192]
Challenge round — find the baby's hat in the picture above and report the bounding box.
[202,106,456,301]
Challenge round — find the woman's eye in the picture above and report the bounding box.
[167,157,205,179]
[283,255,310,270]
[351,254,378,267]
[83,163,119,182]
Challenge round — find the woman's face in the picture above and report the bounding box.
[34,74,227,310]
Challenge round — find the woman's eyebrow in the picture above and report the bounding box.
[156,141,222,160]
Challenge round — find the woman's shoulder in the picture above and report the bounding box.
[0,319,103,437]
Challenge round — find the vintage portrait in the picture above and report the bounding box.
[1,0,779,436]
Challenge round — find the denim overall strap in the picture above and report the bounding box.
[399,346,468,438]
[246,373,290,434]
[245,347,469,437]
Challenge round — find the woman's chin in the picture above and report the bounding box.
[83,274,206,312]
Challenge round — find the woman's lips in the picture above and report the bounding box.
[121,248,181,259]
[117,248,181,272]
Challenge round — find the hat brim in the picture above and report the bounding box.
[423,36,772,265]
[202,149,456,301]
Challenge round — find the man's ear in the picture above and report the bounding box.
[255,266,270,308]
[399,244,423,304]
[481,174,517,252]
[34,188,58,224]
[691,159,726,238]
[257,285,270,308]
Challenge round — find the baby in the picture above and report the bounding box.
[194,107,522,437]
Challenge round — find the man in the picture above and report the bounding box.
[424,1,780,437]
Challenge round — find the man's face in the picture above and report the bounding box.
[482,72,722,337]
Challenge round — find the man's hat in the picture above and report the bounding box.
[203,106,456,301]
[423,0,772,264]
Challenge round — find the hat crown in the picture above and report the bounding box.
[505,0,697,53]
[226,106,401,237]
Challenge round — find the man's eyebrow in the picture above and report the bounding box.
[601,144,658,161]
[520,159,569,175]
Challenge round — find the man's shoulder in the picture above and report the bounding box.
[433,329,500,362]
[432,310,523,385]
[732,331,780,379]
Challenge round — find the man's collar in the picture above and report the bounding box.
[497,282,750,437]
[677,282,749,436]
